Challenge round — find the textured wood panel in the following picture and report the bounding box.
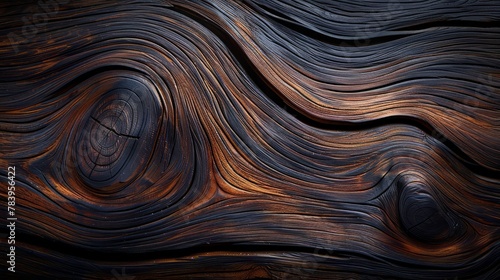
[1,0,499,279]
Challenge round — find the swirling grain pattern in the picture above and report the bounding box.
[0,0,499,279]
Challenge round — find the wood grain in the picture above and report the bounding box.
[1,0,499,279]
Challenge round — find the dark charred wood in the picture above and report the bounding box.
[0,0,499,279]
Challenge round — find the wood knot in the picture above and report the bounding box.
[74,77,162,193]
[398,176,458,242]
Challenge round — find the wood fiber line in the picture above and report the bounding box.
[0,0,499,279]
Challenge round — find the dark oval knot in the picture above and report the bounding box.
[398,176,457,242]
[74,76,162,193]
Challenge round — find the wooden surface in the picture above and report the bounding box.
[1,0,499,279]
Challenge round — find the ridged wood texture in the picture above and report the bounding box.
[0,0,499,279]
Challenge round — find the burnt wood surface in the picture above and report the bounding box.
[1,0,499,279]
